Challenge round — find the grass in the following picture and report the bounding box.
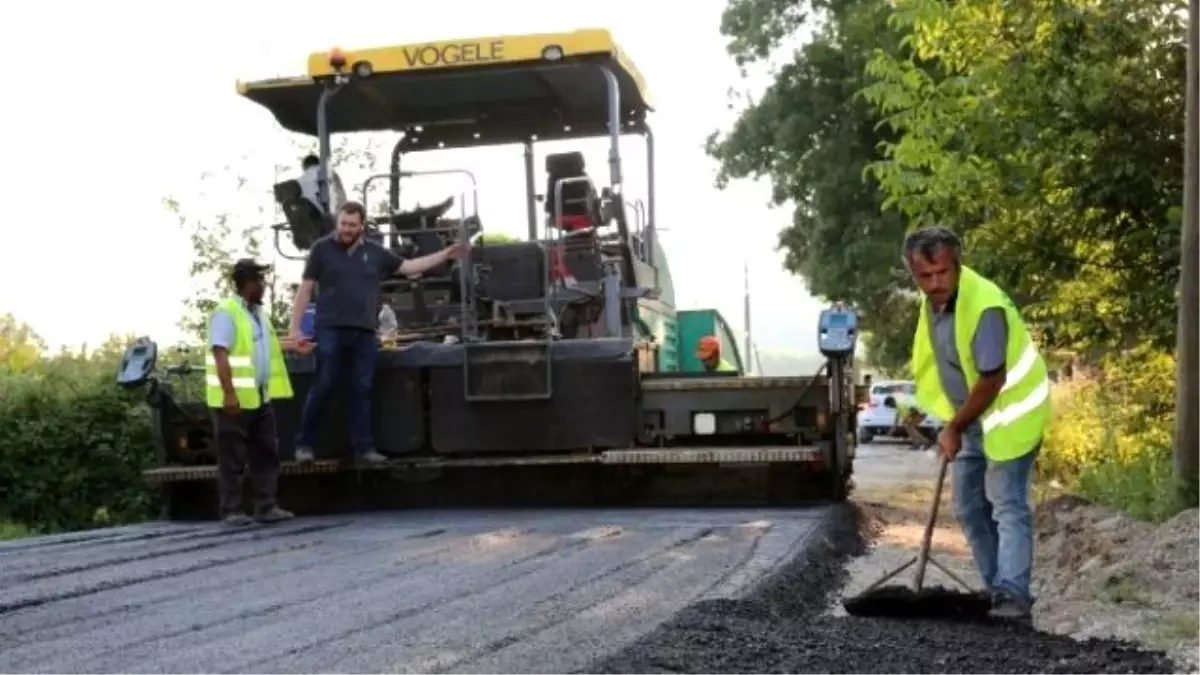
[0,521,35,541]
[1098,576,1150,607]
[1040,361,1191,524]
[1148,612,1200,651]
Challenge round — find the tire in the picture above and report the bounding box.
[858,428,874,444]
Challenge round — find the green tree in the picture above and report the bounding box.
[0,313,46,373]
[478,231,519,245]
[707,0,920,372]
[859,0,1186,354]
[855,0,1189,516]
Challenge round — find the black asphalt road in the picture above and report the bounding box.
[0,507,833,674]
[592,503,1178,674]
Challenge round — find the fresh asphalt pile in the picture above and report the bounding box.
[589,504,1178,674]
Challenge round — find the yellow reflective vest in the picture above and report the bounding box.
[205,297,294,409]
[716,358,736,372]
[894,393,920,418]
[911,266,1051,461]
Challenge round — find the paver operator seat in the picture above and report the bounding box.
[544,151,605,285]
[274,180,331,250]
[544,151,601,232]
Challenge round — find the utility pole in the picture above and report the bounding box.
[1175,0,1199,506]
[743,261,753,376]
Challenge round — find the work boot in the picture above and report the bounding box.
[222,512,254,527]
[294,446,315,463]
[988,592,1033,623]
[358,449,388,466]
[254,506,294,523]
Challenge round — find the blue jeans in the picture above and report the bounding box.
[296,327,378,455]
[951,434,1039,606]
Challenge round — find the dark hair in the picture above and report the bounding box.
[338,200,367,223]
[902,226,962,268]
[301,154,320,169]
[233,269,263,292]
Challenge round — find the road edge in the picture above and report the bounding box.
[583,503,868,673]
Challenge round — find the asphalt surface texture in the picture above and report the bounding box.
[0,506,835,674]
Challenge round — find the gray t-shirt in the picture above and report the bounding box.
[303,235,403,332]
[929,293,1008,442]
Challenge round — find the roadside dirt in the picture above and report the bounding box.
[1035,494,1199,672]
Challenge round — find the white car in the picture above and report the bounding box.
[857,380,943,445]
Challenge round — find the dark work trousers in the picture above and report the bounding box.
[213,402,281,516]
[296,327,378,455]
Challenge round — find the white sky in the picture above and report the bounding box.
[0,0,824,356]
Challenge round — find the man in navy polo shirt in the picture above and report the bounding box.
[288,200,468,464]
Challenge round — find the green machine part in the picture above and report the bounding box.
[631,234,681,372]
[628,236,744,375]
[675,309,744,374]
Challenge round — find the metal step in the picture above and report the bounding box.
[140,446,825,484]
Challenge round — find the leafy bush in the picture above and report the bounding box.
[1040,348,1182,522]
[0,353,159,534]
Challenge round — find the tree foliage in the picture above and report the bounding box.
[707,0,920,373]
[859,0,1186,354]
[711,0,1189,516]
[0,333,158,532]
[0,314,48,374]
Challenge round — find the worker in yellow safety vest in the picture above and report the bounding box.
[205,259,312,527]
[904,227,1051,623]
[695,335,736,373]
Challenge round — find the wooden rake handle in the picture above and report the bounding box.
[912,455,950,591]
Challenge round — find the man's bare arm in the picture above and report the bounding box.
[948,371,1005,432]
[289,279,315,336]
[211,346,237,399]
[397,249,452,278]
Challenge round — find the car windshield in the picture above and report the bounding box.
[873,384,914,395]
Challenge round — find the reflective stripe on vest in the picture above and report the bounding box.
[911,266,1051,461]
[204,297,294,409]
[204,354,255,390]
[980,342,1051,435]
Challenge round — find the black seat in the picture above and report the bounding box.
[273,180,330,250]
[391,195,456,232]
[387,196,464,280]
[544,152,599,226]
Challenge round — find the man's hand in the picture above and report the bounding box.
[938,425,963,461]
[281,336,315,355]
[222,390,240,416]
[443,242,470,261]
